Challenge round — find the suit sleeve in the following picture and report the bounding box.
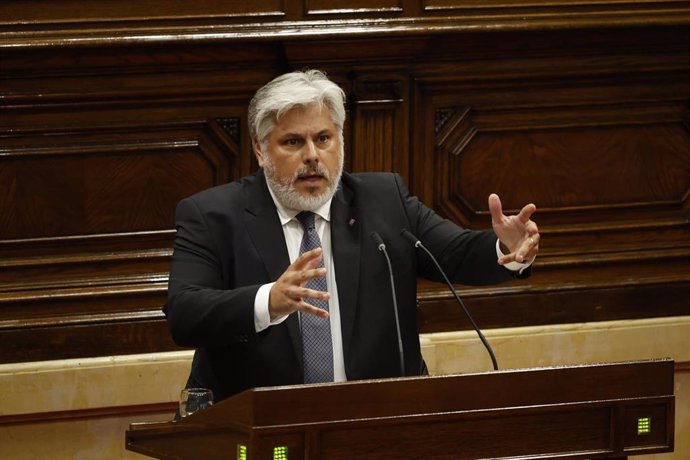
[164,197,259,348]
[395,174,528,285]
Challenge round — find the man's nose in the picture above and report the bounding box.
[302,140,319,162]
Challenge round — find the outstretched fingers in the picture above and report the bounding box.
[516,202,537,224]
[268,248,331,319]
[488,193,504,225]
[498,232,540,265]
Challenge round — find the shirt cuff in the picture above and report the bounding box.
[496,239,534,275]
[254,282,289,332]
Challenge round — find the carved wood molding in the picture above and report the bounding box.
[2,1,689,48]
[0,119,240,236]
[431,98,690,232]
[0,119,240,348]
[214,117,241,145]
[353,79,403,104]
[435,106,476,156]
[0,402,177,426]
[0,310,177,364]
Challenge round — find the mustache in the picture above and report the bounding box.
[295,163,329,180]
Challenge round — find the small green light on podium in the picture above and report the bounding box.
[273,446,288,460]
[237,444,247,460]
[637,417,652,435]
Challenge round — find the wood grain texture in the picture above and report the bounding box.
[0,3,689,363]
[125,361,675,459]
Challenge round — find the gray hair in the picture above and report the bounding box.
[248,70,346,145]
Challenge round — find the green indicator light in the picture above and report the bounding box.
[273,446,288,460]
[637,417,652,435]
[237,444,247,460]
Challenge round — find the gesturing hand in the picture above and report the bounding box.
[488,193,540,265]
[268,248,331,320]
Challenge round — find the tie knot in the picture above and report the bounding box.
[297,211,316,230]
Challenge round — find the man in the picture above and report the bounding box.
[165,70,540,403]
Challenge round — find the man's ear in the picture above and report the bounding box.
[253,140,265,168]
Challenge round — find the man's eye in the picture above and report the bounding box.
[317,135,330,143]
[285,138,300,146]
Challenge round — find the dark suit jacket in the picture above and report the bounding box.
[164,170,526,402]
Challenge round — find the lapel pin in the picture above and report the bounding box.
[348,218,356,227]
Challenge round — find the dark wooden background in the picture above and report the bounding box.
[1,0,689,363]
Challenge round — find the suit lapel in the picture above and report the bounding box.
[244,171,303,369]
[330,182,361,367]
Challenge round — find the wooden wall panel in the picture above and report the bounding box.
[435,115,690,226]
[0,1,285,24]
[351,77,409,176]
[409,25,690,332]
[0,49,252,361]
[1,133,225,239]
[1,1,689,363]
[424,68,690,230]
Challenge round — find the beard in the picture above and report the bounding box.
[263,151,343,212]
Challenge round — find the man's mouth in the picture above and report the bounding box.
[297,174,324,183]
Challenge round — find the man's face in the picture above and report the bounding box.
[255,103,343,211]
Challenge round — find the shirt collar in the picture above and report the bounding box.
[266,182,332,226]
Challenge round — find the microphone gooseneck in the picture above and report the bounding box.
[400,229,499,371]
[370,231,405,377]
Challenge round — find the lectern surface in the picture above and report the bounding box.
[126,359,674,460]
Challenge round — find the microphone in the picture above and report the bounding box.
[370,231,405,377]
[400,229,499,371]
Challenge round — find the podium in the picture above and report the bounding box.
[126,359,674,459]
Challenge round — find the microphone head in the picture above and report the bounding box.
[370,231,386,251]
[400,228,420,246]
